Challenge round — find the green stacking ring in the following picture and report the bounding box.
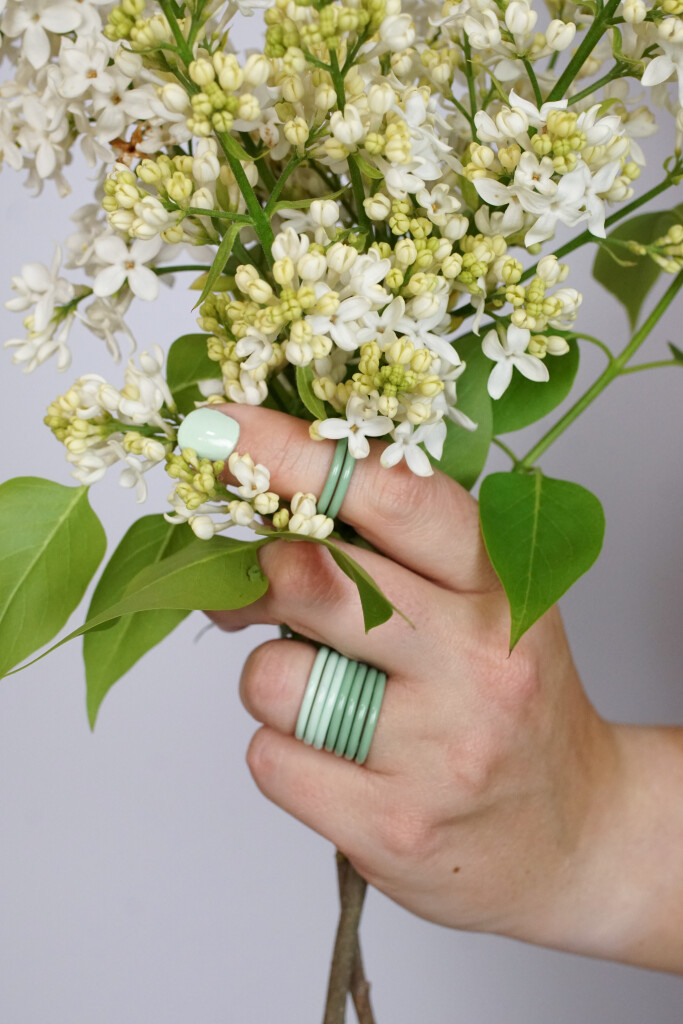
[295,646,330,740]
[326,443,356,521]
[333,661,369,757]
[313,654,350,750]
[344,666,378,761]
[355,671,387,765]
[324,659,360,752]
[304,648,341,745]
[317,438,347,516]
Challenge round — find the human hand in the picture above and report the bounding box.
[208,404,683,973]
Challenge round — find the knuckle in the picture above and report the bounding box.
[376,804,436,863]
[442,726,504,808]
[261,540,347,621]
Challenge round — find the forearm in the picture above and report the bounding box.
[506,721,683,973]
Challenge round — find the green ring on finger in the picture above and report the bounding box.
[313,653,350,750]
[344,666,379,761]
[325,659,361,752]
[334,661,369,757]
[317,438,347,516]
[355,671,387,765]
[325,442,356,521]
[295,645,331,740]
[304,648,342,745]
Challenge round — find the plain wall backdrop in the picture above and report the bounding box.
[1,33,682,1023]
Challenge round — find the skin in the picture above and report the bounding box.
[208,403,683,975]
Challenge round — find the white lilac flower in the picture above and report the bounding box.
[93,236,163,301]
[228,452,271,499]
[4,315,74,373]
[343,252,392,307]
[6,246,74,332]
[380,421,434,476]
[522,161,621,245]
[482,324,549,399]
[77,293,136,361]
[2,0,83,69]
[58,36,116,98]
[16,95,71,181]
[307,296,372,352]
[317,395,394,459]
[642,23,683,104]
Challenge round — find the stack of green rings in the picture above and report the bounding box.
[317,437,355,519]
[295,646,387,765]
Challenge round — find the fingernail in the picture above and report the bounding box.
[177,408,240,461]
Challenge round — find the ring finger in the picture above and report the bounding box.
[240,637,406,773]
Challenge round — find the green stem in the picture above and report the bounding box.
[154,264,212,276]
[492,437,520,465]
[566,64,630,105]
[521,57,543,106]
[445,90,477,133]
[216,131,275,266]
[519,173,678,283]
[517,269,683,469]
[574,332,614,362]
[158,0,194,63]
[265,152,302,214]
[547,0,622,101]
[462,33,479,138]
[328,50,372,238]
[180,206,252,222]
[619,358,683,374]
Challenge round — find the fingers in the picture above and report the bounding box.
[239,638,403,772]
[209,534,470,678]
[216,403,498,593]
[246,726,386,858]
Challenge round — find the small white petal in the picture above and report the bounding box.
[488,360,513,399]
[128,265,159,301]
[93,265,127,297]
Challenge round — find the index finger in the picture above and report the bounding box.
[215,404,498,593]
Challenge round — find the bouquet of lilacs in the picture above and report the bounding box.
[1,0,682,1017]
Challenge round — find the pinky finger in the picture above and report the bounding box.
[246,726,383,857]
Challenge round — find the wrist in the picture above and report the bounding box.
[505,718,683,973]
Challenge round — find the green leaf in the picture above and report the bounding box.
[295,364,326,420]
[669,341,683,363]
[352,154,384,181]
[166,333,218,414]
[479,471,605,649]
[431,333,492,490]
[266,534,405,633]
[0,478,105,677]
[593,205,683,328]
[272,187,346,212]
[83,517,196,725]
[194,222,240,308]
[219,132,252,163]
[9,536,269,701]
[492,337,580,434]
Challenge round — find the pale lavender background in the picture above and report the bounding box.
[1,58,683,1023]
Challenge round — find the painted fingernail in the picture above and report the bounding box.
[177,408,240,461]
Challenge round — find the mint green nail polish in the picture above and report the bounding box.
[177,408,240,461]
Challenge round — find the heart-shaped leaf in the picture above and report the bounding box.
[0,478,105,677]
[9,536,269,704]
[84,516,196,724]
[432,333,492,490]
[295,364,326,420]
[166,333,219,414]
[492,338,579,435]
[593,205,683,328]
[479,471,605,648]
